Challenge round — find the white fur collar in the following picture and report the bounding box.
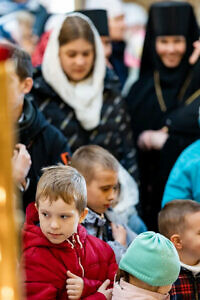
[42,13,106,130]
[181,261,200,275]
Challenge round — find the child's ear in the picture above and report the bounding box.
[34,202,38,211]
[170,234,183,250]
[22,77,33,94]
[79,208,88,223]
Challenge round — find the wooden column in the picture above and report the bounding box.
[0,59,21,300]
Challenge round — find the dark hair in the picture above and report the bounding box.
[0,42,33,79]
[58,15,95,48]
[12,47,33,80]
[158,199,200,238]
[115,269,130,283]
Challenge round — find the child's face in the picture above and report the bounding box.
[38,197,85,244]
[179,211,200,265]
[86,166,118,214]
[8,72,24,120]
[8,72,32,121]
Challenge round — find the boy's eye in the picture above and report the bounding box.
[60,215,68,219]
[42,212,48,217]
[101,187,110,192]
[101,185,118,192]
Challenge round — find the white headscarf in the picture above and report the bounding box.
[42,13,106,130]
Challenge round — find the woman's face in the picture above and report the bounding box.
[59,38,95,82]
[155,35,186,68]
[109,15,126,41]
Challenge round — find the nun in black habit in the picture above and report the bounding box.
[126,1,200,229]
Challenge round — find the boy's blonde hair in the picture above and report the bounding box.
[71,145,119,183]
[158,199,200,238]
[35,165,87,213]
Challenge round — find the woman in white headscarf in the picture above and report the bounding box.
[29,12,138,181]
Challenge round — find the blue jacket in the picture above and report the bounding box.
[162,140,200,207]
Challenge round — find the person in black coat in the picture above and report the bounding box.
[6,43,71,211]
[125,1,200,229]
[28,12,138,182]
[15,98,71,211]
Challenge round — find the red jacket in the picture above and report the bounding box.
[31,31,51,67]
[22,203,118,300]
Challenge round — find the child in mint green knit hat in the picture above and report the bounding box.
[112,231,180,299]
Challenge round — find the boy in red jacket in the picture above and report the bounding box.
[22,165,117,300]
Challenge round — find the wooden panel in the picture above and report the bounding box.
[0,61,21,300]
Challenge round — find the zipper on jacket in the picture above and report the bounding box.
[70,233,85,278]
[78,257,84,277]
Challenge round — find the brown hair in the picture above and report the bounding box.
[71,145,119,183]
[158,199,200,238]
[35,165,87,214]
[13,46,33,80]
[115,269,130,283]
[58,15,95,48]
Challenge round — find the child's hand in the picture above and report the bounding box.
[97,279,112,300]
[12,144,32,187]
[66,271,84,299]
[111,223,127,247]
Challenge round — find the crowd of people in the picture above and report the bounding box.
[1,0,200,299]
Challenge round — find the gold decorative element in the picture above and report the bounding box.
[154,70,197,112]
[154,71,167,112]
[177,72,192,101]
[185,88,200,105]
[0,60,21,300]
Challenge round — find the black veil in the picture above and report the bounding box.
[140,1,200,77]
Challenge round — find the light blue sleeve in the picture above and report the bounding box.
[162,159,193,208]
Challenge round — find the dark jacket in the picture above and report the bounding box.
[109,41,128,88]
[18,98,71,210]
[22,203,118,300]
[170,267,200,300]
[28,68,138,181]
[125,2,200,229]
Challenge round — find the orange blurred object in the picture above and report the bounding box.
[0,53,22,299]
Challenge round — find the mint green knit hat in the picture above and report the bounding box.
[119,231,180,286]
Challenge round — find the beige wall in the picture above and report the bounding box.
[76,0,200,25]
[124,0,200,24]
[75,0,85,10]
